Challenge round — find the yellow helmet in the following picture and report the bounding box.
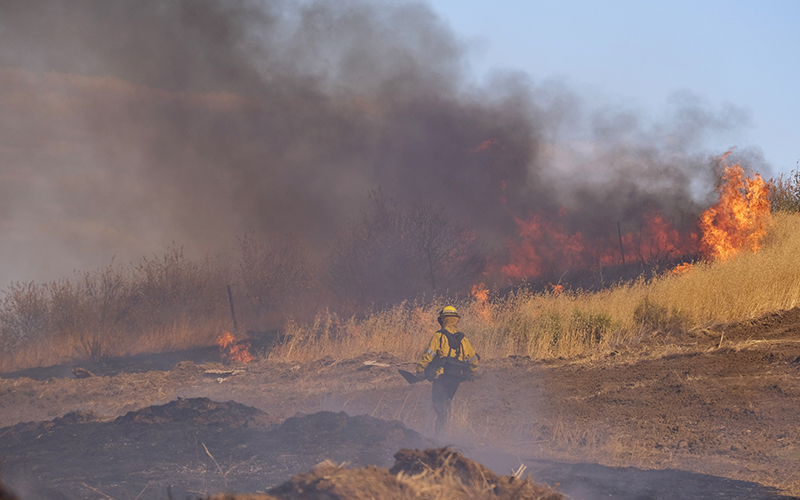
[438,306,460,319]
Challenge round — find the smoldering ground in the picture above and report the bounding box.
[0,0,763,289]
[2,348,798,500]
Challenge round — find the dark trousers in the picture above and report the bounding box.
[432,374,461,436]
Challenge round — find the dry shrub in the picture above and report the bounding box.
[770,165,800,213]
[0,281,50,349]
[270,301,447,363]
[0,248,229,372]
[643,211,800,323]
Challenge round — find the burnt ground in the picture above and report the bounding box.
[0,399,431,499]
[1,308,800,499]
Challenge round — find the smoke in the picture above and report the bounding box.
[0,0,758,287]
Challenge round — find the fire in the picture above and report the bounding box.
[671,262,693,275]
[470,282,492,322]
[500,212,587,280]
[497,153,772,283]
[217,330,254,364]
[500,208,697,281]
[549,283,564,295]
[699,162,771,261]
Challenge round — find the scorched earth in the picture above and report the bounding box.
[1,307,799,499]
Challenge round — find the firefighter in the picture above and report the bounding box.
[415,305,479,435]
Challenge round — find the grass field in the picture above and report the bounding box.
[2,173,799,373]
[271,211,800,363]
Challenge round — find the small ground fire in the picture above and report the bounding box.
[217,331,254,364]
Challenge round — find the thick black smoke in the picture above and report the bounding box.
[0,0,758,287]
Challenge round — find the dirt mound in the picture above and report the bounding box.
[114,397,279,428]
[2,311,800,497]
[389,448,562,500]
[0,410,101,441]
[169,360,202,381]
[210,448,563,500]
[0,398,432,499]
[690,306,800,345]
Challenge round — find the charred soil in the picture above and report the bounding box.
[1,309,800,499]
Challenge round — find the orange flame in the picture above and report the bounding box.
[501,208,698,281]
[471,282,492,322]
[671,262,694,275]
[498,153,771,282]
[549,283,564,295]
[217,330,254,364]
[501,212,586,280]
[699,162,771,261]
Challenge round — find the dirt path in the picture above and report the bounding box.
[1,308,799,498]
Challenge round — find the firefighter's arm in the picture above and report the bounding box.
[462,338,479,373]
[416,333,441,374]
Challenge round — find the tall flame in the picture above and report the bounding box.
[217,330,254,364]
[699,162,771,261]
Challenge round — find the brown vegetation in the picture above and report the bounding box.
[0,197,487,373]
[271,212,800,364]
[2,171,800,374]
[0,248,230,372]
[250,448,562,500]
[770,165,800,213]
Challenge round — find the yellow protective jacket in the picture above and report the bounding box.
[416,327,479,379]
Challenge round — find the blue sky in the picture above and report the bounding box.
[425,0,799,174]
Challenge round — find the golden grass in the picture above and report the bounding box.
[649,211,800,322]
[3,213,799,373]
[271,212,800,363]
[0,317,225,373]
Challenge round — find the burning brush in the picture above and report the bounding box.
[672,159,771,273]
[217,331,254,365]
[699,161,771,262]
[498,153,773,282]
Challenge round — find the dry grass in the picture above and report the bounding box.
[0,317,226,373]
[236,448,563,500]
[3,209,800,373]
[270,212,800,363]
[0,244,270,373]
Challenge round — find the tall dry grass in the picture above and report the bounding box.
[0,318,228,373]
[0,247,232,373]
[0,236,328,373]
[271,212,800,363]
[0,199,490,373]
[3,204,799,373]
